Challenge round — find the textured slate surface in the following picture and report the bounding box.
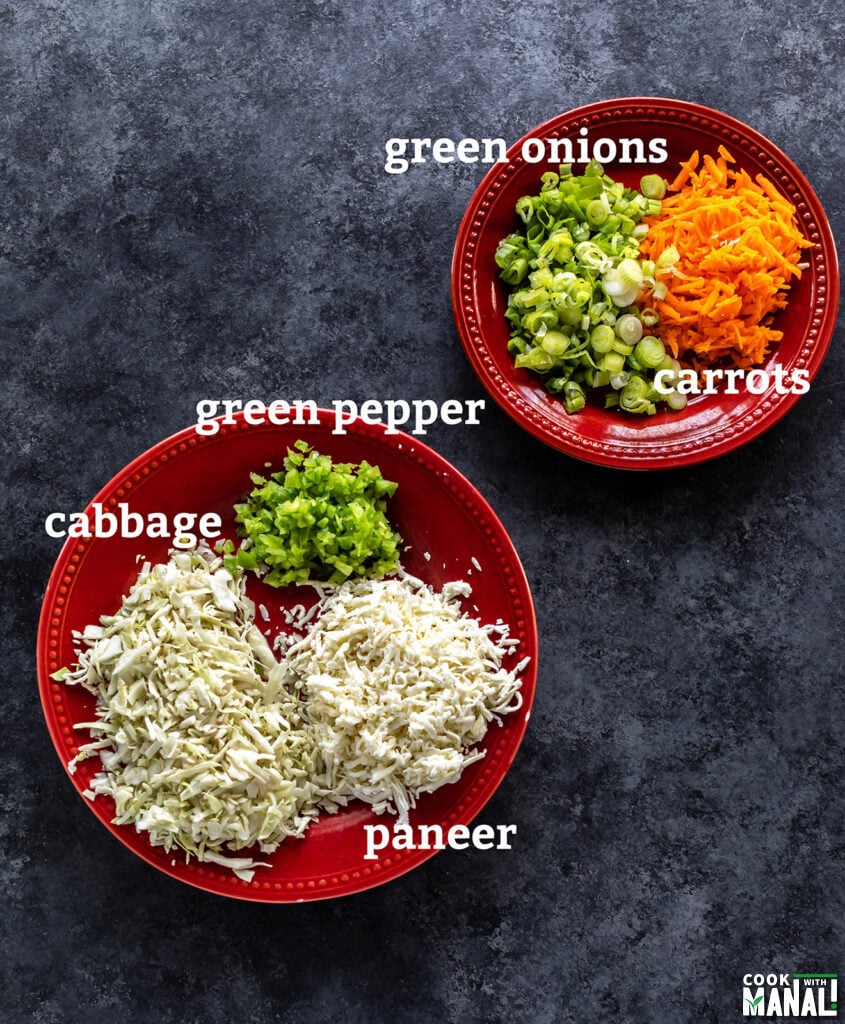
[1,1,842,1022]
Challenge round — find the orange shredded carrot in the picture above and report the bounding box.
[669,149,699,191]
[640,149,812,369]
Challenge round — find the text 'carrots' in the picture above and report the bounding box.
[641,146,812,369]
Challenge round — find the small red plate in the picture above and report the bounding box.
[37,412,537,901]
[452,97,839,469]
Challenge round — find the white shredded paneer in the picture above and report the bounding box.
[64,547,319,881]
[283,577,524,823]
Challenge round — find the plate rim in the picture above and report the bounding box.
[36,410,538,902]
[451,96,840,470]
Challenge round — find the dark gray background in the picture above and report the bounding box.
[2,1,842,1022]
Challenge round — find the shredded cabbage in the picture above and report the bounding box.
[64,547,319,881]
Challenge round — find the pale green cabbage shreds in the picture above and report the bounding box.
[63,547,320,881]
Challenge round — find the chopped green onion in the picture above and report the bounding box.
[501,258,528,285]
[640,174,667,200]
[633,336,666,369]
[656,245,679,269]
[586,199,608,226]
[620,375,651,412]
[591,323,616,353]
[603,352,626,375]
[541,330,571,356]
[615,313,643,346]
[515,348,557,372]
[602,268,626,297]
[616,258,643,289]
[522,308,558,333]
[563,381,587,414]
[612,284,641,308]
[516,196,534,223]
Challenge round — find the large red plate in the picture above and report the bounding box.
[452,97,839,469]
[37,412,537,901]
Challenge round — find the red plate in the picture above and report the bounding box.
[452,97,839,469]
[37,412,537,901]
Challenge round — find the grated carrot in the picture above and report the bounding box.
[641,148,812,369]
